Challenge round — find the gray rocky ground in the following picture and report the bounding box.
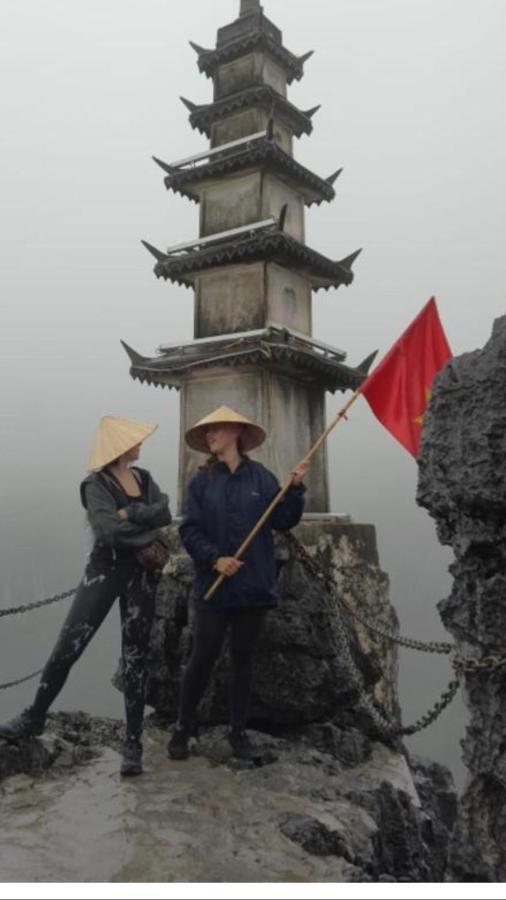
[0,712,455,882]
[418,315,506,881]
[0,452,462,882]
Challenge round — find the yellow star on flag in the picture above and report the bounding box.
[413,387,433,427]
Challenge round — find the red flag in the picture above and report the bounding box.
[360,298,452,457]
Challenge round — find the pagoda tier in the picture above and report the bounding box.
[182,87,319,141]
[122,325,374,395]
[145,231,360,292]
[155,136,340,207]
[191,36,313,86]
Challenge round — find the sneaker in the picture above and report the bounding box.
[0,709,45,743]
[167,726,191,761]
[120,741,143,777]
[227,730,256,761]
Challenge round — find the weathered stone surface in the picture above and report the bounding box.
[141,520,399,736]
[417,315,506,881]
[0,717,456,882]
[0,711,120,782]
[410,754,458,833]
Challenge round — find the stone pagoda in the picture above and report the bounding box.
[123,0,374,513]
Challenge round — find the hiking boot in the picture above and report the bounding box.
[167,726,191,761]
[120,741,143,777]
[0,709,45,743]
[227,730,256,761]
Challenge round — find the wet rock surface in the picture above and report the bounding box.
[0,714,456,882]
[417,315,506,881]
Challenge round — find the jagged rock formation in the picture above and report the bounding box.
[418,315,506,881]
[140,521,400,735]
[0,713,456,882]
[0,489,459,881]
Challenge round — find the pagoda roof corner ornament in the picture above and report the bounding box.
[338,248,363,272]
[304,105,321,120]
[299,50,315,65]
[357,349,379,376]
[326,168,343,186]
[120,340,149,368]
[141,239,168,263]
[189,41,212,56]
[240,0,263,16]
[180,96,198,113]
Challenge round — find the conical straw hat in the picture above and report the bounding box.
[185,405,266,454]
[88,416,158,471]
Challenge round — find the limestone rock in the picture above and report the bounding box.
[142,521,400,739]
[417,315,506,881]
[0,713,456,881]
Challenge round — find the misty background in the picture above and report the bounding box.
[1,0,505,789]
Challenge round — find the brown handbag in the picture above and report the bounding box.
[136,533,171,574]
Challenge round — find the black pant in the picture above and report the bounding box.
[178,606,267,734]
[30,554,156,744]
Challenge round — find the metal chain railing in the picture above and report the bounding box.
[0,589,75,691]
[2,546,506,737]
[286,533,506,735]
[0,668,44,692]
[399,677,461,737]
[0,588,76,620]
[286,533,462,736]
[286,533,454,656]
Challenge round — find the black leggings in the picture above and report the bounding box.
[178,606,267,735]
[30,555,156,744]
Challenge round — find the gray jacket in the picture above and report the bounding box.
[80,467,172,551]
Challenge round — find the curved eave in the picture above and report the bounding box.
[127,347,364,394]
[195,34,307,85]
[163,142,336,208]
[152,232,356,292]
[187,87,314,139]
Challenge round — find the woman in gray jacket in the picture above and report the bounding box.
[0,416,172,776]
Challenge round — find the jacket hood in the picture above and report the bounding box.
[80,466,151,509]
[80,472,101,510]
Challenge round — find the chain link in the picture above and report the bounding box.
[0,588,76,619]
[398,677,461,737]
[0,668,44,692]
[2,544,506,736]
[454,653,506,674]
[286,533,454,655]
[286,533,461,736]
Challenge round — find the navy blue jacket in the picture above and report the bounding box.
[179,458,306,609]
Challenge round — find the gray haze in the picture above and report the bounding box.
[1,0,505,788]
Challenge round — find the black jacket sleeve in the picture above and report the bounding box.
[84,481,161,550]
[125,474,172,528]
[264,471,306,532]
[179,474,220,566]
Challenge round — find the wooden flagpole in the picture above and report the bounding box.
[204,387,363,601]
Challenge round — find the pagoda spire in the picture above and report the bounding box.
[240,0,263,15]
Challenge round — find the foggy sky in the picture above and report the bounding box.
[1,0,505,783]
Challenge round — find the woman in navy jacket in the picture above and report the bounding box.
[168,405,309,761]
